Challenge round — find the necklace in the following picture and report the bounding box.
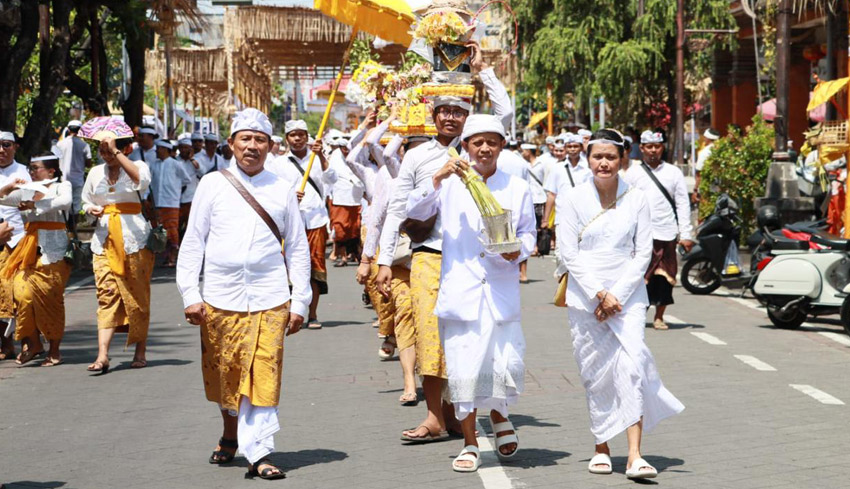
[106,169,120,193]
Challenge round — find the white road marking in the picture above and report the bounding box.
[801,323,850,347]
[474,419,515,489]
[64,275,95,295]
[690,332,727,345]
[664,314,686,325]
[789,384,845,405]
[716,286,763,311]
[734,355,777,371]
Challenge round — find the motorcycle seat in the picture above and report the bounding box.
[786,219,827,233]
[772,238,810,251]
[810,233,850,250]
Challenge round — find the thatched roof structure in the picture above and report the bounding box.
[225,6,406,78]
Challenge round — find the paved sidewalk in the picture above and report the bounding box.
[1,257,849,488]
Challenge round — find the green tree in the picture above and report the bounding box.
[512,0,735,127]
[698,114,775,234]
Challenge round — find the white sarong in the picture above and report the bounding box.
[568,305,684,444]
[441,300,526,421]
[237,396,280,464]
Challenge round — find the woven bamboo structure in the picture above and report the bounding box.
[225,6,406,77]
[146,45,272,115]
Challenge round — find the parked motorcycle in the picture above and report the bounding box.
[752,231,850,331]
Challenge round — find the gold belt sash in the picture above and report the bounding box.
[102,202,143,276]
[2,221,67,278]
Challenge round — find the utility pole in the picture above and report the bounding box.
[675,0,685,165]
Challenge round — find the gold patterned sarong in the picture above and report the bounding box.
[13,260,71,341]
[2,221,66,279]
[201,302,290,413]
[410,251,446,379]
[390,265,415,351]
[367,262,395,337]
[0,246,15,317]
[93,248,154,346]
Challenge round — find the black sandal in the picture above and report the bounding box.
[208,437,238,464]
[245,458,286,480]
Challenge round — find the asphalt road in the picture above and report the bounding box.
[1,256,848,488]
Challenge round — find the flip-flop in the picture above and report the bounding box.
[0,350,15,361]
[87,360,110,374]
[625,457,658,480]
[40,357,63,367]
[399,392,419,406]
[588,453,613,474]
[307,319,323,330]
[245,458,285,480]
[400,425,450,443]
[15,349,45,366]
[131,360,147,369]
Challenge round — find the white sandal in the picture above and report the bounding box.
[452,445,481,473]
[625,457,657,479]
[377,337,396,360]
[588,453,613,474]
[490,419,519,460]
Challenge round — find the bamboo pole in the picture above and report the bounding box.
[299,28,358,193]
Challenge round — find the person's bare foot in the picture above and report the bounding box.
[401,421,445,440]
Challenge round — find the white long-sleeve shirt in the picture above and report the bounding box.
[196,150,227,175]
[559,179,652,312]
[129,145,157,165]
[0,161,32,248]
[150,156,192,208]
[527,158,547,205]
[176,166,312,318]
[179,157,204,204]
[405,168,536,322]
[0,180,71,265]
[81,162,152,256]
[328,149,364,206]
[622,161,693,241]
[543,160,592,220]
[498,150,530,181]
[269,151,338,230]
[376,68,515,267]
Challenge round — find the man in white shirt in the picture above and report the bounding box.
[623,130,694,330]
[522,143,547,258]
[129,127,158,164]
[190,132,204,155]
[196,134,227,174]
[177,108,311,480]
[328,135,364,267]
[271,120,337,329]
[55,120,92,214]
[374,44,514,443]
[150,140,192,267]
[176,138,203,236]
[542,134,591,232]
[693,127,719,204]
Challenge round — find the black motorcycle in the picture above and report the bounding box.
[681,199,823,295]
[680,194,745,295]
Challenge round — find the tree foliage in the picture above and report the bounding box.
[512,0,735,127]
[698,114,775,233]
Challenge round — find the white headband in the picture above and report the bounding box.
[640,130,664,144]
[587,138,624,147]
[31,155,59,162]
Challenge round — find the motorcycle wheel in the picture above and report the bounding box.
[840,296,850,337]
[681,257,722,295]
[766,304,806,329]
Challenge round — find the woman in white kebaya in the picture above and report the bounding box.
[406,114,536,473]
[558,129,684,480]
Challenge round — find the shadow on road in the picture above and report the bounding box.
[508,448,571,468]
[645,321,705,330]
[267,448,348,472]
[4,482,66,489]
[506,413,561,429]
[610,455,687,475]
[319,320,371,328]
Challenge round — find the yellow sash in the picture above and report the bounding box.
[2,221,67,279]
[102,203,142,277]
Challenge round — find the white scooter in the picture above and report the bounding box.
[752,232,850,334]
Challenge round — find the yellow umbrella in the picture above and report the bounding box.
[526,111,550,129]
[807,77,849,112]
[300,0,415,193]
